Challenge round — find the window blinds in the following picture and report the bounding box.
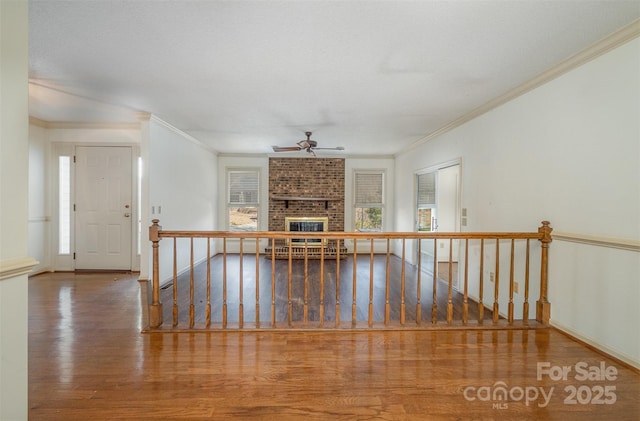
[417,172,436,207]
[228,170,259,205]
[354,172,383,205]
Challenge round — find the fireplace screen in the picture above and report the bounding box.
[285,217,328,247]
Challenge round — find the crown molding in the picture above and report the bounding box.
[28,116,49,128]
[262,153,393,160]
[398,19,640,157]
[134,112,152,121]
[343,154,395,160]
[29,116,140,130]
[150,115,219,155]
[221,153,271,158]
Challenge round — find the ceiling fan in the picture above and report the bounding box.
[272,132,344,156]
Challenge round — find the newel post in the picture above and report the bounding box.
[149,219,163,328]
[536,221,553,325]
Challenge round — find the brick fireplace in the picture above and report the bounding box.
[268,157,345,258]
[268,157,345,231]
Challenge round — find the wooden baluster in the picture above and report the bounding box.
[431,239,438,324]
[304,239,309,326]
[523,239,530,322]
[536,221,553,324]
[493,239,500,323]
[206,238,211,327]
[335,239,341,328]
[508,239,515,323]
[189,237,194,328]
[400,239,406,326]
[270,238,276,328]
[352,239,357,327]
[255,238,260,329]
[368,238,374,327]
[319,240,325,327]
[416,238,422,325]
[384,239,391,326]
[173,237,178,326]
[149,220,163,328]
[447,239,453,324]
[288,239,293,326]
[478,239,485,323]
[239,238,244,329]
[463,239,469,324]
[222,238,227,329]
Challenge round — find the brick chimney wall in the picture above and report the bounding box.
[268,157,345,231]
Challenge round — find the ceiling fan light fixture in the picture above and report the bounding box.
[272,131,344,156]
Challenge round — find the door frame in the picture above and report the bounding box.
[52,142,141,272]
[413,158,462,279]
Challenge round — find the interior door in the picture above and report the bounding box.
[416,171,437,271]
[416,164,461,270]
[75,146,132,270]
[435,165,460,263]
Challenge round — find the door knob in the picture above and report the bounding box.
[124,213,130,217]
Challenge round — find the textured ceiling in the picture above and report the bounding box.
[28,1,640,155]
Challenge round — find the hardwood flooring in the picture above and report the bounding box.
[29,271,639,420]
[159,255,500,329]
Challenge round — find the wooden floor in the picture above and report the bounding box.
[29,271,639,420]
[159,255,502,329]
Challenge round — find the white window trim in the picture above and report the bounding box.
[226,167,261,231]
[353,169,385,232]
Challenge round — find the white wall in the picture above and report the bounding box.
[47,126,140,144]
[148,117,218,283]
[217,155,269,231]
[394,38,640,366]
[345,157,395,253]
[26,117,219,283]
[216,155,269,254]
[30,126,142,271]
[215,155,396,254]
[28,124,50,273]
[0,1,30,419]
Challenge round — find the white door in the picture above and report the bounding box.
[75,146,132,270]
[416,164,461,268]
[436,165,460,262]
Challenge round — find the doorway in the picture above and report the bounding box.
[75,146,133,270]
[415,161,461,278]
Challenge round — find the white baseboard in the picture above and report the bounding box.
[159,255,210,288]
[29,268,53,277]
[550,319,639,370]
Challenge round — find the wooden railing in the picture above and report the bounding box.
[147,220,552,331]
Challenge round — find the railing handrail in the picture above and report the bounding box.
[155,229,543,241]
[147,220,552,330]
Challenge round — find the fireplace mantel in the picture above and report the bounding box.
[270,194,341,209]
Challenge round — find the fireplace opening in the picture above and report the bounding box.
[285,217,328,247]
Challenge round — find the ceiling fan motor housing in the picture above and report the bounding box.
[274,130,342,154]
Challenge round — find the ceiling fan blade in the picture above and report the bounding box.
[312,146,345,151]
[272,146,302,152]
[273,132,343,154]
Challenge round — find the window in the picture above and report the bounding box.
[227,169,259,231]
[58,156,71,254]
[354,171,384,232]
[416,172,436,231]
